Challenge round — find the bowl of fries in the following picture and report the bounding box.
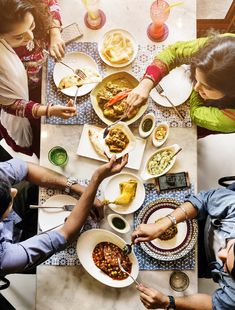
[98,29,138,67]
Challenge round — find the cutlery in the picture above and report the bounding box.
[122,241,134,255]
[43,49,86,80]
[103,115,127,139]
[74,86,79,104]
[40,217,68,234]
[169,147,182,160]
[155,84,184,120]
[30,204,75,211]
[117,258,140,286]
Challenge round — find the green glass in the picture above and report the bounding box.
[48,146,68,166]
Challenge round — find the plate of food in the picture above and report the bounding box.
[150,65,192,107]
[53,51,102,97]
[76,229,139,287]
[98,29,138,67]
[137,198,198,261]
[77,124,146,170]
[141,144,181,181]
[38,194,77,232]
[90,71,148,125]
[103,172,145,214]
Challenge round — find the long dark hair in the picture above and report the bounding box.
[190,36,235,98]
[0,181,12,219]
[0,0,51,42]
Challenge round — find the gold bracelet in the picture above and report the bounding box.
[178,205,189,220]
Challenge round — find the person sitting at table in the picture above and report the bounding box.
[0,155,128,275]
[0,0,76,158]
[132,185,235,310]
[126,33,235,136]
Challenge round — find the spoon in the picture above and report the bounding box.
[117,258,140,285]
[122,241,134,255]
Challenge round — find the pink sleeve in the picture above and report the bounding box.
[45,0,62,23]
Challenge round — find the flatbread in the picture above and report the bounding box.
[88,128,106,158]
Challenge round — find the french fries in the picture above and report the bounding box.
[101,31,134,64]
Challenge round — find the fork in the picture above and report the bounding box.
[30,204,75,211]
[43,49,86,80]
[117,258,140,285]
[155,84,184,120]
[103,115,127,139]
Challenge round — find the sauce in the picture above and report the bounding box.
[142,118,153,132]
[112,217,126,230]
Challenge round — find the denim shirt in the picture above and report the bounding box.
[186,187,235,310]
[0,159,67,275]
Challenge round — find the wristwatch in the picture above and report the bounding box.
[65,177,78,194]
[166,295,176,310]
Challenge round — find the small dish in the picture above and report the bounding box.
[141,143,181,181]
[169,271,189,292]
[139,113,155,138]
[107,214,130,234]
[98,29,138,68]
[100,122,136,159]
[152,122,169,147]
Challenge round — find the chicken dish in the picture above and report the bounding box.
[105,128,129,153]
[93,242,132,280]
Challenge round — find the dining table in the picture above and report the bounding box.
[36,0,197,309]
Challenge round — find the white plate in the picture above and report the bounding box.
[90,71,148,126]
[38,194,77,232]
[77,124,146,170]
[103,172,145,214]
[137,198,198,261]
[141,144,181,181]
[77,229,139,287]
[150,65,192,107]
[53,52,99,97]
[98,29,138,67]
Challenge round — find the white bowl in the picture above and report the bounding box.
[152,122,169,147]
[98,28,138,68]
[100,122,136,159]
[76,229,139,288]
[139,112,155,138]
[107,214,130,234]
[141,143,181,181]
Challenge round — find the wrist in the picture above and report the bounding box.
[50,27,62,37]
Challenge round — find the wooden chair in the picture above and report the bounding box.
[197,1,235,37]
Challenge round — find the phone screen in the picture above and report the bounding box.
[156,172,189,191]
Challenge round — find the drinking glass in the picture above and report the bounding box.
[48,146,68,166]
[82,0,106,30]
[147,0,170,42]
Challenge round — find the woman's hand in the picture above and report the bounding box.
[49,28,65,61]
[50,99,77,118]
[125,79,154,117]
[132,217,171,243]
[137,284,169,309]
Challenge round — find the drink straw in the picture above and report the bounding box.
[164,1,184,14]
[82,0,97,19]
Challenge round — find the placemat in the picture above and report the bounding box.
[131,45,192,128]
[39,179,100,266]
[44,41,106,126]
[134,183,196,270]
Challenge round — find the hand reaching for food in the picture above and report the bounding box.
[49,99,77,118]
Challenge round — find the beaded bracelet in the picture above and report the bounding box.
[178,205,189,221]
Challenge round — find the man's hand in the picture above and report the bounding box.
[137,284,169,309]
[90,197,104,221]
[94,154,128,182]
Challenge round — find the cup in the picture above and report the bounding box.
[82,0,106,30]
[147,0,170,42]
[48,146,68,166]
[169,271,189,292]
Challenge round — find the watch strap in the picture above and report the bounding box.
[65,177,78,194]
[167,295,176,309]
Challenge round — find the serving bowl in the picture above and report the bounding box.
[76,229,139,287]
[90,71,148,125]
[141,143,181,181]
[152,122,169,147]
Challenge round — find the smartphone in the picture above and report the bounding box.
[155,172,190,192]
[61,23,83,45]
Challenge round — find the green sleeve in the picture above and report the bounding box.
[155,33,235,72]
[189,90,235,133]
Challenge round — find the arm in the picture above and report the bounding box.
[190,90,235,133]
[47,0,65,61]
[2,99,76,119]
[137,284,212,310]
